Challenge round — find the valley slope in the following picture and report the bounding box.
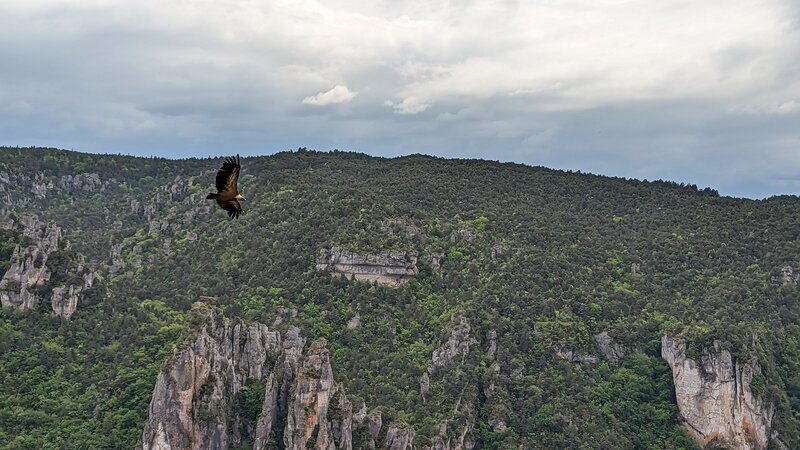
[0,147,798,449]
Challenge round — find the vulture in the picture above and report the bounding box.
[207,154,245,219]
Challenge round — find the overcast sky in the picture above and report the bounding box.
[1,0,799,198]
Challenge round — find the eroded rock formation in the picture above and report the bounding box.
[138,304,286,449]
[553,345,598,364]
[316,248,419,286]
[421,313,473,400]
[593,332,625,366]
[384,426,415,450]
[661,334,775,450]
[418,312,477,450]
[772,266,799,287]
[0,218,61,309]
[60,173,102,192]
[139,305,400,450]
[51,268,101,319]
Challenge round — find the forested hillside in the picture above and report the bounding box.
[0,147,798,449]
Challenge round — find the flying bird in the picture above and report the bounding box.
[207,155,245,219]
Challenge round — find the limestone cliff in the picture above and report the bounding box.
[0,218,61,309]
[772,266,799,287]
[661,334,775,450]
[419,312,477,450]
[0,215,101,318]
[384,426,415,450]
[593,331,625,367]
[284,339,347,449]
[316,248,419,286]
[140,305,393,450]
[138,304,285,449]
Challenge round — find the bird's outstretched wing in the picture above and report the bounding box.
[222,201,241,219]
[215,154,240,194]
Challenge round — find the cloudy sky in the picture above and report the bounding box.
[1,0,799,198]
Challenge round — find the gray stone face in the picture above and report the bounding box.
[138,305,283,450]
[662,334,776,450]
[139,306,403,450]
[593,332,625,366]
[417,313,477,450]
[316,248,419,286]
[384,426,415,450]
[285,340,340,450]
[772,266,800,286]
[0,215,101,318]
[430,313,473,370]
[485,330,497,360]
[0,218,61,310]
[140,305,527,450]
[51,285,80,319]
[553,343,598,364]
[60,173,102,192]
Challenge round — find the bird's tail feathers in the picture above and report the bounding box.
[206,193,218,199]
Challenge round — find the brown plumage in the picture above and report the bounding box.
[206,154,245,219]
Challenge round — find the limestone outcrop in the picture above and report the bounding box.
[60,173,102,192]
[138,304,286,450]
[661,334,775,450]
[0,215,101,318]
[284,339,348,449]
[139,305,398,450]
[384,426,415,450]
[421,313,473,400]
[593,331,625,366]
[316,248,419,286]
[0,219,61,309]
[553,344,598,364]
[51,268,101,319]
[772,266,799,287]
[418,313,477,450]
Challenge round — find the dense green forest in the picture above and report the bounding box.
[0,147,798,449]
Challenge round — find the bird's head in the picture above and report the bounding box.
[236,194,246,201]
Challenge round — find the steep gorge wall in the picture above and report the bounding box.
[661,334,776,450]
[139,305,491,450]
[0,215,100,318]
[138,305,413,450]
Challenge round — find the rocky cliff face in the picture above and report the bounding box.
[139,305,407,450]
[418,313,477,450]
[138,304,286,450]
[772,266,800,287]
[51,265,101,319]
[0,215,101,318]
[60,172,103,192]
[421,313,473,400]
[661,334,775,450]
[384,426,415,450]
[593,332,625,367]
[0,217,61,310]
[316,248,419,286]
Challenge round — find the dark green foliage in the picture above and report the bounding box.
[0,147,798,448]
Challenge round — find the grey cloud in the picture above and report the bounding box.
[0,0,798,198]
